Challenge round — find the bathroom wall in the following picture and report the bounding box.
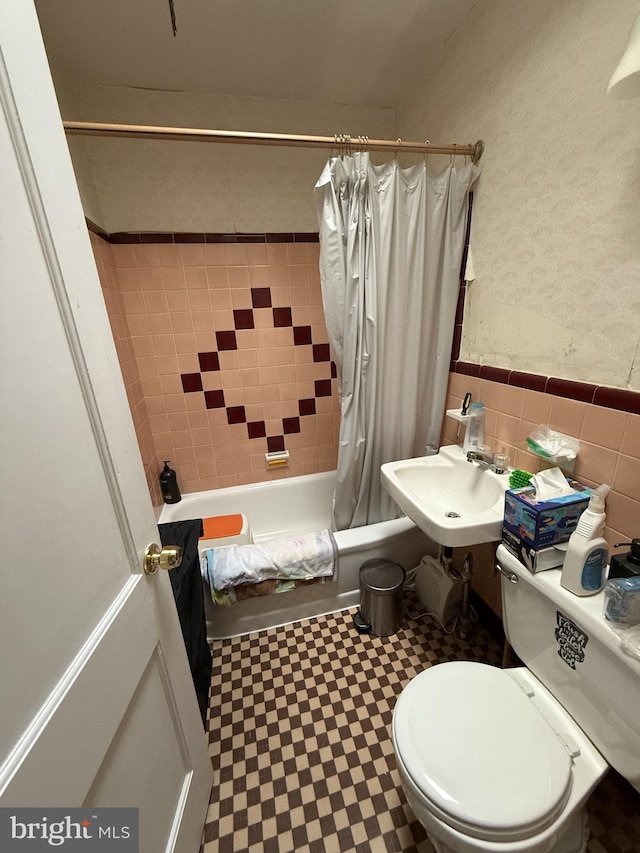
[92,231,340,498]
[443,371,640,550]
[54,78,395,234]
[76,1,640,520]
[91,232,163,506]
[397,0,640,391]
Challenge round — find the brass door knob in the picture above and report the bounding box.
[144,543,183,575]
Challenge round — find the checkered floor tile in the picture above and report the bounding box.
[200,597,640,852]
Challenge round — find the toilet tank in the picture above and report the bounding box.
[497,544,640,792]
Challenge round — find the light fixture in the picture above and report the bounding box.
[607,13,640,99]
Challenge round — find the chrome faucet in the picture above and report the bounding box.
[467,448,510,474]
[466,448,495,469]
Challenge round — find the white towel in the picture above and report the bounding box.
[203,529,337,593]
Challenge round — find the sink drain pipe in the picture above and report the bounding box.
[440,547,474,641]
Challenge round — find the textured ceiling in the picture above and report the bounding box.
[35,0,478,108]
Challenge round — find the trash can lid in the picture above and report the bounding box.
[360,560,405,593]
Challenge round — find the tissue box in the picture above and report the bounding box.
[501,527,567,572]
[503,479,591,548]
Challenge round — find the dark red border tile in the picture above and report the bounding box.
[140,232,173,243]
[89,222,321,245]
[480,365,511,384]
[174,233,205,243]
[451,325,463,362]
[509,371,548,392]
[315,379,332,397]
[85,217,109,238]
[266,233,294,243]
[454,286,466,326]
[453,361,482,377]
[593,386,640,415]
[546,377,596,404]
[236,234,266,243]
[109,232,141,244]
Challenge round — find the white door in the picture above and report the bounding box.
[0,5,213,852]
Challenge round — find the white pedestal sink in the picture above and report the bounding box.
[381,445,510,548]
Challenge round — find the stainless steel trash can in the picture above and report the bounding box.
[358,559,405,636]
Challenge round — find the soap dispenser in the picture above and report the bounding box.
[160,461,181,504]
[560,484,610,596]
[609,539,640,579]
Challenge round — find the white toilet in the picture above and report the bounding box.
[393,543,640,853]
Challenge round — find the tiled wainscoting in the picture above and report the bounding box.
[92,233,164,506]
[443,371,640,547]
[92,226,639,546]
[91,230,340,501]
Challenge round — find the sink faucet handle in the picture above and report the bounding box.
[466,446,494,466]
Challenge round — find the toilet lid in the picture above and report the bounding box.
[393,662,573,842]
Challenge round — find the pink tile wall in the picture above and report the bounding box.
[444,372,640,547]
[107,238,340,495]
[91,233,164,507]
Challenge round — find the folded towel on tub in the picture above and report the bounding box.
[202,529,337,602]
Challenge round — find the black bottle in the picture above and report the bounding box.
[609,539,640,579]
[160,461,181,504]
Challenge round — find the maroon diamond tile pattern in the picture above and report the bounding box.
[180,286,336,450]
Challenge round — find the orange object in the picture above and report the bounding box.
[200,514,244,540]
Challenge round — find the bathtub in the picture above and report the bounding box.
[158,470,434,639]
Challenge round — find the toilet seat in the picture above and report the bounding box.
[393,661,575,843]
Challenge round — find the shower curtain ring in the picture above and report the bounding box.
[423,139,431,163]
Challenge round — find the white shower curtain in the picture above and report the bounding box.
[314,152,478,530]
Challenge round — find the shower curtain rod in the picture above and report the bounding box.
[63,121,484,162]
